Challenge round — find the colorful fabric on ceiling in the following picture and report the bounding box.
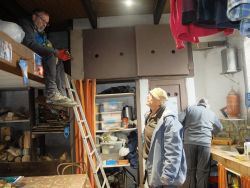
[227,0,250,37]
[170,0,234,49]
[182,0,240,29]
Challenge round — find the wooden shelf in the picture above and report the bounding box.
[0,119,30,124]
[96,111,122,115]
[96,128,137,133]
[96,93,135,99]
[32,124,65,134]
[100,141,124,145]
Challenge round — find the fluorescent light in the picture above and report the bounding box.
[124,0,134,7]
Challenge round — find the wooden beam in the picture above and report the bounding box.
[80,0,97,29]
[0,61,44,84]
[153,0,167,24]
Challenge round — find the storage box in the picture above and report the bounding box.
[101,142,123,154]
[100,112,122,122]
[101,121,121,130]
[105,159,117,165]
[101,101,123,112]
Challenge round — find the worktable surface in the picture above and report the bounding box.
[15,174,91,188]
[211,145,250,176]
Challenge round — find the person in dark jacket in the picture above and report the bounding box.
[179,98,223,188]
[19,9,76,107]
[143,88,186,188]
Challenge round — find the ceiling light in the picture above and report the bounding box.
[124,0,134,7]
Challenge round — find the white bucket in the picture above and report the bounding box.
[244,142,250,158]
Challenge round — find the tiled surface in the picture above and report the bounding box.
[218,119,250,144]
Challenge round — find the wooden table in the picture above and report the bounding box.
[211,145,250,176]
[15,174,91,188]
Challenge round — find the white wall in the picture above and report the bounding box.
[243,37,250,92]
[185,77,196,106]
[192,31,246,118]
[138,79,149,131]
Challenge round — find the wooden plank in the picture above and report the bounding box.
[0,31,44,88]
[80,0,97,29]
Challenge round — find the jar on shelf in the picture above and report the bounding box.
[226,89,240,118]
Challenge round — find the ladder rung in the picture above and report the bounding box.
[77,120,85,123]
[95,163,101,173]
[84,135,90,139]
[90,149,96,156]
[102,180,107,188]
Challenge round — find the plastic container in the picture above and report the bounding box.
[101,121,121,130]
[102,101,123,112]
[244,142,250,158]
[101,142,123,154]
[118,159,129,165]
[105,159,117,165]
[100,112,122,122]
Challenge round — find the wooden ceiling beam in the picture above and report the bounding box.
[80,0,97,29]
[153,0,167,24]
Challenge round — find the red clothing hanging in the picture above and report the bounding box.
[169,0,234,49]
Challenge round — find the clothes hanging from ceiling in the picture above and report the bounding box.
[182,0,240,29]
[227,0,250,37]
[169,0,234,49]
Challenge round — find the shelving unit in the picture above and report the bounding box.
[95,81,138,187]
[0,88,35,176]
[0,88,72,176]
[96,93,135,98]
[0,119,30,124]
[96,128,137,133]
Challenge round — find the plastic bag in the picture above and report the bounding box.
[0,20,25,43]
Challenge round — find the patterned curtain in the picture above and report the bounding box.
[74,79,96,188]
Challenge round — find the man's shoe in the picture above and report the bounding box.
[46,92,77,107]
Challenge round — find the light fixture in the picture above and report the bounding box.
[124,0,134,7]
